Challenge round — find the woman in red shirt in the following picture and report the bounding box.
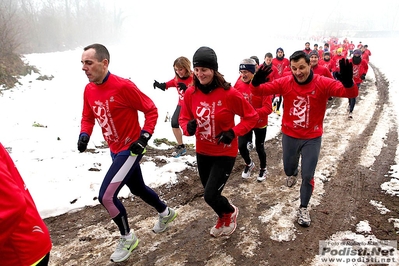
[179,46,258,237]
[153,57,193,157]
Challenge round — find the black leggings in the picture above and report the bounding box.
[196,153,236,217]
[171,105,181,128]
[348,83,360,112]
[238,127,267,168]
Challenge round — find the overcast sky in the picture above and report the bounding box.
[109,0,399,42]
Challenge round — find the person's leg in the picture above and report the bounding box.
[272,95,277,111]
[171,105,183,146]
[240,130,255,178]
[197,154,235,217]
[254,127,267,169]
[238,131,252,165]
[276,95,283,111]
[296,137,321,227]
[123,152,178,233]
[349,98,356,113]
[299,137,322,208]
[99,151,139,236]
[198,154,238,237]
[125,161,167,214]
[196,153,212,189]
[100,151,142,262]
[282,134,300,177]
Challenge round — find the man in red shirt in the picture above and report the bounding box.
[0,142,52,266]
[303,42,312,54]
[79,44,177,262]
[319,51,333,72]
[309,51,333,79]
[250,51,358,227]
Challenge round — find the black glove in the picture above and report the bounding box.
[129,131,151,155]
[251,65,272,87]
[360,73,366,80]
[77,133,90,152]
[215,129,235,145]
[187,119,197,136]
[153,80,166,91]
[177,82,187,92]
[336,59,354,88]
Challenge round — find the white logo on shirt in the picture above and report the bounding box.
[290,96,308,128]
[196,101,214,142]
[93,100,118,142]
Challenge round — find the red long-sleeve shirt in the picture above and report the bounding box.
[179,86,258,157]
[319,59,333,72]
[251,75,358,139]
[0,143,52,266]
[165,74,194,106]
[312,65,333,79]
[331,54,345,73]
[272,57,290,78]
[234,78,273,128]
[80,73,158,153]
[349,58,369,84]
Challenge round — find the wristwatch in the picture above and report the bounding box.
[142,132,151,140]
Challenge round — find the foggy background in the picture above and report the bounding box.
[1,0,399,56]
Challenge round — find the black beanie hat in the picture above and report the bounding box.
[309,50,319,58]
[193,46,218,71]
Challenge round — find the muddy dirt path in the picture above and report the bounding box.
[45,64,398,266]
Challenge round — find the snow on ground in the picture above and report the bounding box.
[0,37,398,264]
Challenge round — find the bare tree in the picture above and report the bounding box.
[0,0,25,55]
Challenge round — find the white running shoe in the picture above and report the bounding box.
[257,168,267,182]
[242,161,255,178]
[110,232,139,262]
[153,207,177,233]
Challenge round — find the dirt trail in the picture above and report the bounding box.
[45,64,399,266]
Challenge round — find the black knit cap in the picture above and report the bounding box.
[309,50,319,58]
[193,46,218,71]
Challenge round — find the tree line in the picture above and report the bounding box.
[0,0,125,88]
[1,0,124,54]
